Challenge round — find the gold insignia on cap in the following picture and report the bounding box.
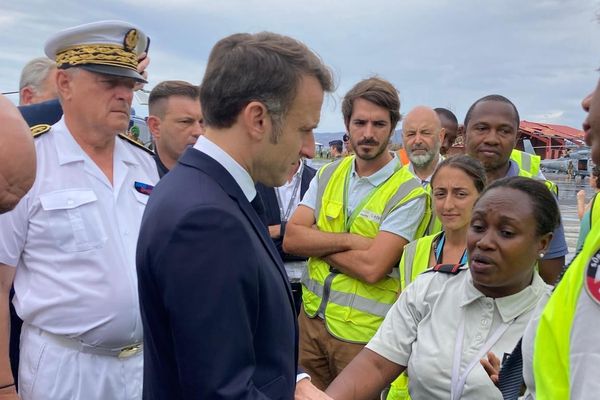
[123,29,138,52]
[30,124,51,137]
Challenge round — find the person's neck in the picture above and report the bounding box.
[412,155,439,181]
[64,115,115,183]
[444,225,468,248]
[354,151,393,177]
[204,129,254,176]
[473,271,533,299]
[485,162,511,184]
[155,145,176,170]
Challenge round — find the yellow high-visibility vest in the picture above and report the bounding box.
[301,156,430,343]
[533,219,600,399]
[511,149,541,177]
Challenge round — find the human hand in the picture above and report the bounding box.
[0,384,19,400]
[577,190,586,202]
[295,379,334,400]
[268,224,281,239]
[480,351,501,387]
[134,52,150,91]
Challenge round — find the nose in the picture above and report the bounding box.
[364,122,375,138]
[301,131,316,159]
[582,91,593,112]
[192,121,204,137]
[475,229,495,251]
[443,194,454,211]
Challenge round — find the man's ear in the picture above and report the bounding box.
[439,127,446,143]
[242,101,270,142]
[147,115,161,140]
[55,70,73,101]
[19,87,35,106]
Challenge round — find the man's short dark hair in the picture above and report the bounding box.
[200,32,334,131]
[329,140,343,153]
[434,107,458,125]
[149,80,200,118]
[341,77,401,132]
[463,94,520,130]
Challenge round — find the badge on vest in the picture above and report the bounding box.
[359,209,381,223]
[585,248,600,305]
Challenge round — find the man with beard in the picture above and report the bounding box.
[284,77,431,393]
[402,106,445,186]
[464,94,566,284]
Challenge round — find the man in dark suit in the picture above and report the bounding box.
[136,32,334,399]
[256,159,316,315]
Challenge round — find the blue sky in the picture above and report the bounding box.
[1,0,599,133]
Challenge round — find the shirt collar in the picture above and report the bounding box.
[52,117,138,166]
[504,160,521,177]
[461,269,549,323]
[193,136,256,202]
[350,152,400,186]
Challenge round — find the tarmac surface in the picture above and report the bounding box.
[549,172,592,262]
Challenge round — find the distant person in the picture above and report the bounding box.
[325,177,558,400]
[147,80,204,177]
[435,107,461,156]
[18,57,57,106]
[567,159,575,180]
[402,106,445,186]
[0,95,36,213]
[343,133,354,155]
[256,159,316,314]
[463,94,567,284]
[402,105,446,235]
[136,32,334,399]
[284,77,430,393]
[329,139,344,158]
[0,20,157,400]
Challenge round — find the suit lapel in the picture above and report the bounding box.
[178,148,297,314]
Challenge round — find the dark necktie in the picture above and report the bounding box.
[497,338,524,400]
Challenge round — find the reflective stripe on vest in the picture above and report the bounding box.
[399,232,441,289]
[533,220,600,399]
[511,149,541,177]
[517,167,558,196]
[302,155,430,343]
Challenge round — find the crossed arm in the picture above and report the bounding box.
[283,205,408,284]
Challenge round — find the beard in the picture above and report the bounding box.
[408,141,441,168]
[353,135,391,161]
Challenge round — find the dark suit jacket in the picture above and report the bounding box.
[136,148,299,400]
[255,163,315,262]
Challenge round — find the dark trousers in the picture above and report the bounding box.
[9,287,21,387]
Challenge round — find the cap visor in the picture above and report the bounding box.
[79,64,147,83]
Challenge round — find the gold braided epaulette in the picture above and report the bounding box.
[118,133,154,155]
[31,124,51,138]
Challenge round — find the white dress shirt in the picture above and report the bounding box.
[367,267,549,400]
[193,136,256,202]
[0,117,158,348]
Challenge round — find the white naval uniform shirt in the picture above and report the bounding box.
[367,267,549,400]
[0,117,159,349]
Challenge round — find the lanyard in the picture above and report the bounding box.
[435,232,468,265]
[450,312,516,400]
[275,172,302,222]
